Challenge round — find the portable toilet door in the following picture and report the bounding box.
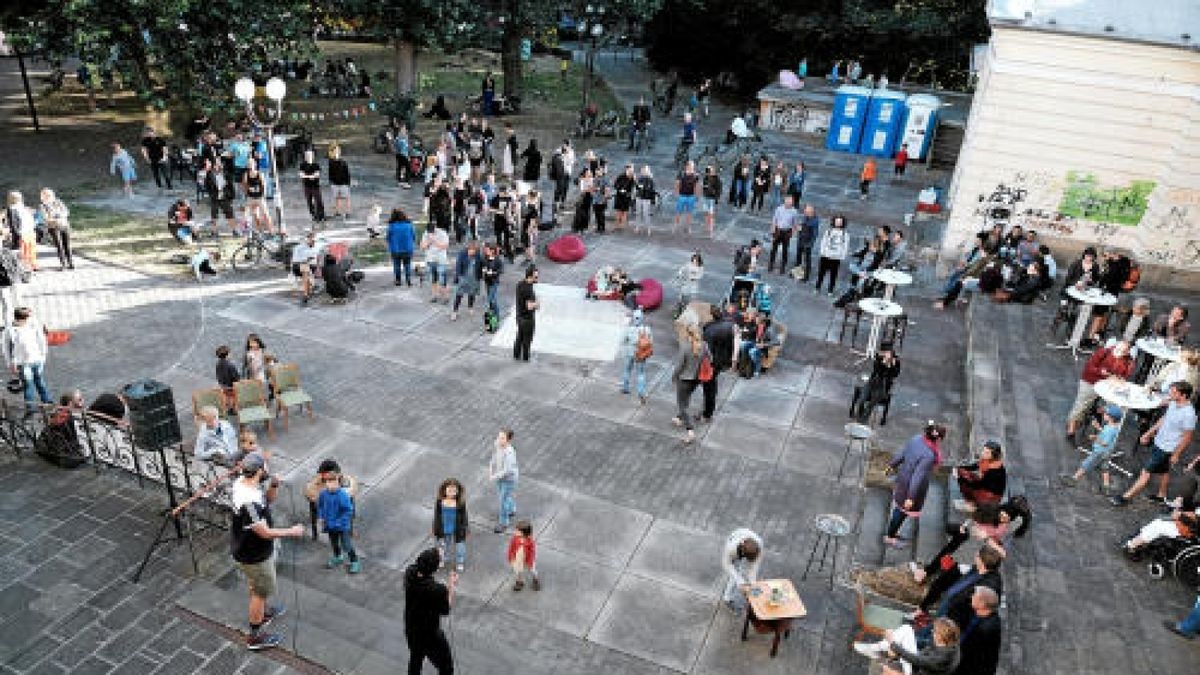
[858,90,907,157]
[825,85,872,152]
[898,94,940,161]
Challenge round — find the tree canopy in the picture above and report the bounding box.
[644,0,989,93]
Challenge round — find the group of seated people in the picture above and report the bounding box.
[934,225,1059,308]
[846,226,909,294]
[587,265,644,309]
[734,306,781,378]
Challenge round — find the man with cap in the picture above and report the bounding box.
[1059,403,1124,495]
[230,453,305,650]
[405,547,458,674]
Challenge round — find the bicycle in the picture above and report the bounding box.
[230,230,289,272]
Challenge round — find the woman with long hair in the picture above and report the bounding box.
[433,478,469,572]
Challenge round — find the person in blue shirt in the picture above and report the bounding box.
[317,464,361,573]
[251,132,273,199]
[228,134,252,193]
[386,208,416,287]
[1059,404,1122,495]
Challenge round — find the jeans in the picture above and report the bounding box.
[496,478,516,527]
[675,379,700,429]
[730,178,748,207]
[437,537,466,566]
[1178,596,1200,636]
[622,356,647,396]
[20,362,51,405]
[391,253,413,285]
[816,257,840,293]
[486,284,500,317]
[886,505,910,538]
[328,530,358,562]
[740,344,763,376]
[149,160,172,189]
[794,244,813,281]
[1079,446,1115,474]
[48,229,73,268]
[768,185,782,209]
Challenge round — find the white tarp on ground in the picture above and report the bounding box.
[490,283,627,361]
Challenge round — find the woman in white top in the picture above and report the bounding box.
[675,252,705,307]
[1148,348,1200,398]
[38,189,74,270]
[815,215,850,296]
[421,225,451,303]
[4,192,38,273]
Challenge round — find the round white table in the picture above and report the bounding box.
[1091,378,1163,477]
[872,269,913,302]
[1136,337,1183,386]
[1054,286,1117,360]
[857,298,903,361]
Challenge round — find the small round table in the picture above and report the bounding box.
[872,269,913,303]
[1051,287,1117,360]
[801,514,852,589]
[1136,337,1183,384]
[856,298,903,363]
[1091,378,1163,477]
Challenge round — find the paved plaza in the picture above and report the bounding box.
[1,52,1198,675]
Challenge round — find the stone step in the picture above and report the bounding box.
[915,477,949,565]
[855,489,891,568]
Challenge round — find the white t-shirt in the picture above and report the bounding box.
[423,228,449,265]
[292,241,321,266]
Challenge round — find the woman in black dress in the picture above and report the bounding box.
[520,139,542,183]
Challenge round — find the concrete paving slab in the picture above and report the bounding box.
[588,573,716,672]
[722,380,803,430]
[701,418,789,464]
[356,294,440,331]
[693,606,821,675]
[627,519,725,598]
[558,379,643,424]
[539,493,654,568]
[486,545,621,638]
[780,426,850,481]
[216,295,298,329]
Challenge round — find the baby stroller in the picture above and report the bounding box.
[728,275,773,315]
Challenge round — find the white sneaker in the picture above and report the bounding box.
[853,642,884,660]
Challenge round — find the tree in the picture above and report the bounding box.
[644,0,988,94]
[1,0,316,111]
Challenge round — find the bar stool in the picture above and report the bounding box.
[839,422,873,482]
[884,314,908,352]
[839,302,864,348]
[801,513,852,589]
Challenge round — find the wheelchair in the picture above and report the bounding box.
[1126,530,1200,589]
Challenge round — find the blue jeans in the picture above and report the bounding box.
[438,537,466,566]
[1080,446,1115,474]
[740,343,763,376]
[1178,596,1200,636]
[391,253,412,285]
[622,356,647,396]
[21,362,51,405]
[486,283,500,317]
[496,478,516,527]
[328,530,358,562]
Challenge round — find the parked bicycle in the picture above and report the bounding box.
[230,230,291,272]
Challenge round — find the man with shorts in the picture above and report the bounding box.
[230,453,305,650]
[1113,381,1197,506]
[675,160,700,234]
[291,231,321,305]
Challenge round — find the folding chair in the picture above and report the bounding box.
[271,363,314,431]
[852,587,907,644]
[233,379,274,438]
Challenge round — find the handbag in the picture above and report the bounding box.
[698,354,714,382]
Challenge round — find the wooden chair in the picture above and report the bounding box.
[233,379,274,438]
[192,388,226,420]
[852,588,907,644]
[271,363,314,431]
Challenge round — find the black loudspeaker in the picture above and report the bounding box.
[121,379,182,452]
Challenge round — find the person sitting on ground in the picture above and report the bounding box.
[954,441,1007,510]
[734,239,763,277]
[953,586,1002,675]
[168,198,195,244]
[1037,245,1057,292]
[884,230,908,269]
[933,233,993,309]
[322,253,356,301]
[1120,510,1199,559]
[854,617,961,675]
[738,312,780,378]
[1059,405,1123,495]
[1064,339,1134,440]
[193,405,240,463]
[853,342,900,423]
[424,94,452,121]
[1002,261,1042,304]
[1015,230,1039,267]
[914,542,1004,622]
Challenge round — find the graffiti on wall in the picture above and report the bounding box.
[1057,172,1155,226]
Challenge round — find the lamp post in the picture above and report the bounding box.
[582,4,606,109]
[235,76,287,235]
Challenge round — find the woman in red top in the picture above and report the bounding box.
[1066,340,1134,438]
[894,143,909,176]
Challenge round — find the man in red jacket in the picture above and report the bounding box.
[1065,340,1134,439]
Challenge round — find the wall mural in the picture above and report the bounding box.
[1057,172,1155,226]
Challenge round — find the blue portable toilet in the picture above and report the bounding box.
[858,90,907,157]
[897,94,941,161]
[825,85,872,153]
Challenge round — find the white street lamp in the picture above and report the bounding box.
[234,76,288,234]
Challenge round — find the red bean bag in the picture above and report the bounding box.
[546,234,586,263]
[635,278,663,311]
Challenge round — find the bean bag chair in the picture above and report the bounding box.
[546,234,586,263]
[634,278,663,311]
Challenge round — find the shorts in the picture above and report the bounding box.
[427,261,447,285]
[1145,447,1171,474]
[702,197,716,214]
[292,263,315,277]
[237,555,277,598]
[676,195,696,214]
[331,184,351,200]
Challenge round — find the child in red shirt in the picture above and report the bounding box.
[506,519,540,591]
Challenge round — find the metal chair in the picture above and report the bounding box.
[839,302,864,348]
[233,379,274,438]
[192,388,227,419]
[271,363,314,431]
[839,423,874,482]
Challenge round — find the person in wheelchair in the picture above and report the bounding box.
[852,342,900,424]
[1120,510,1199,559]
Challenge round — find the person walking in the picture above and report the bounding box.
[815,215,849,295]
[672,325,712,444]
[794,204,819,282]
[768,195,799,274]
[701,306,735,423]
[404,548,457,674]
[109,142,137,197]
[4,307,52,407]
[507,519,541,591]
[721,528,763,611]
[230,454,305,650]
[621,308,654,403]
[298,150,326,222]
[884,423,944,548]
[4,192,38,274]
[634,166,657,236]
[860,158,877,200]
[1164,594,1200,640]
[489,428,519,533]
[513,265,539,362]
[1111,381,1196,506]
[894,143,909,177]
[140,127,172,191]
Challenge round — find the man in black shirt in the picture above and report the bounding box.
[140,127,172,190]
[230,453,305,650]
[701,305,736,422]
[404,547,458,674]
[298,150,325,222]
[513,265,539,361]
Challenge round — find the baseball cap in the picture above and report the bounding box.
[241,452,265,476]
[1105,405,1124,422]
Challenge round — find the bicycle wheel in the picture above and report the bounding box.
[231,242,266,271]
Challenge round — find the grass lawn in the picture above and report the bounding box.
[69,204,242,278]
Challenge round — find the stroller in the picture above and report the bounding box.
[728,274,773,315]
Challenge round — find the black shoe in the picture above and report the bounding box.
[246,631,283,650]
[1144,494,1166,505]
[1110,495,1130,507]
[262,604,286,628]
[1164,621,1196,640]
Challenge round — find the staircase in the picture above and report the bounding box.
[927,121,965,171]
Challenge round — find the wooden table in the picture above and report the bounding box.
[740,579,807,657]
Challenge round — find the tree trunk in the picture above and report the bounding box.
[500,26,522,99]
[394,40,417,95]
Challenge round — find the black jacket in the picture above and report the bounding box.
[891,641,960,675]
[432,500,469,542]
[953,613,1001,675]
[703,319,736,371]
[946,570,1003,630]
